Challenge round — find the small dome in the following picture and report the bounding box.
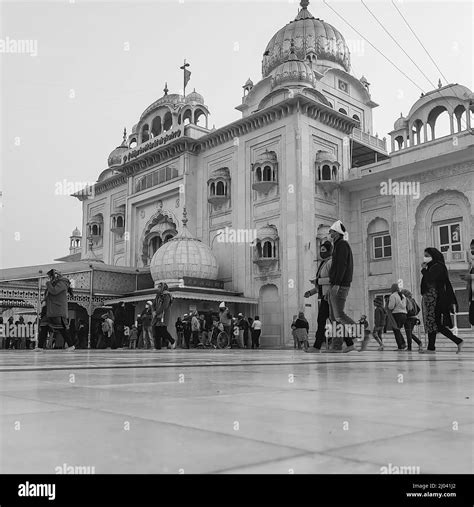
[71,227,81,237]
[107,131,128,168]
[185,89,204,104]
[394,113,407,130]
[257,224,279,241]
[271,57,315,89]
[315,150,338,164]
[244,78,254,87]
[255,149,278,165]
[150,213,219,287]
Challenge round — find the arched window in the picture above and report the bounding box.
[216,181,225,195]
[163,111,173,132]
[454,104,467,133]
[256,166,262,182]
[149,236,162,257]
[352,114,360,123]
[92,224,98,235]
[112,216,116,228]
[394,135,404,151]
[210,182,216,195]
[322,165,331,180]
[263,241,273,258]
[129,138,137,149]
[151,116,162,137]
[427,105,451,139]
[256,242,262,258]
[339,108,348,115]
[332,166,337,180]
[141,124,150,143]
[263,165,272,181]
[164,234,174,243]
[195,108,207,127]
[183,109,192,126]
[117,216,124,228]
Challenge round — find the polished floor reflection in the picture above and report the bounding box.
[0,349,472,474]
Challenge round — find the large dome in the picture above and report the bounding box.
[150,214,219,287]
[262,0,350,78]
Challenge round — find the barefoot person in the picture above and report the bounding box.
[44,269,75,352]
[420,247,463,354]
[304,240,332,353]
[326,220,356,352]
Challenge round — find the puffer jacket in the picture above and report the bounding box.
[45,277,70,318]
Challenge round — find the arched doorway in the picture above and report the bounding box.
[259,284,280,347]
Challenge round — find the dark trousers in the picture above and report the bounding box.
[155,325,175,349]
[115,324,124,348]
[191,330,200,347]
[38,325,49,348]
[314,298,330,349]
[251,329,261,348]
[427,328,462,351]
[404,318,422,349]
[48,317,74,347]
[469,301,474,326]
[184,330,191,349]
[392,313,407,349]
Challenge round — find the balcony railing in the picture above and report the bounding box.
[351,128,387,152]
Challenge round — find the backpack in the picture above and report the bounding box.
[406,297,420,318]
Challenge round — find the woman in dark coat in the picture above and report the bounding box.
[420,247,463,353]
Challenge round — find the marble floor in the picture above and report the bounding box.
[0,349,472,474]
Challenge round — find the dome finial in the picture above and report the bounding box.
[122,127,127,142]
[438,78,442,89]
[300,0,309,8]
[164,82,169,95]
[182,207,188,227]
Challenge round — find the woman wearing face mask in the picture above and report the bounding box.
[420,247,463,353]
[304,240,333,352]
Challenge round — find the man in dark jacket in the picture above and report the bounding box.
[114,301,127,349]
[45,269,75,351]
[153,282,175,349]
[327,220,356,352]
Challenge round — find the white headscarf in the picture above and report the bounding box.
[329,219,349,241]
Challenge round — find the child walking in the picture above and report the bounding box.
[292,311,310,351]
[129,325,138,349]
[373,296,386,350]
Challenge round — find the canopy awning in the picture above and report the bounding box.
[106,291,258,305]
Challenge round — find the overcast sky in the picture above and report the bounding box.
[1,0,472,269]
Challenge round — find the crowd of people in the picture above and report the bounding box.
[300,220,472,354]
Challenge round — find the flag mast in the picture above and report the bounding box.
[180,59,191,96]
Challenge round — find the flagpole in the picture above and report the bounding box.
[180,59,190,96]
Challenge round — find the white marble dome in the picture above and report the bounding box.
[150,222,219,287]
